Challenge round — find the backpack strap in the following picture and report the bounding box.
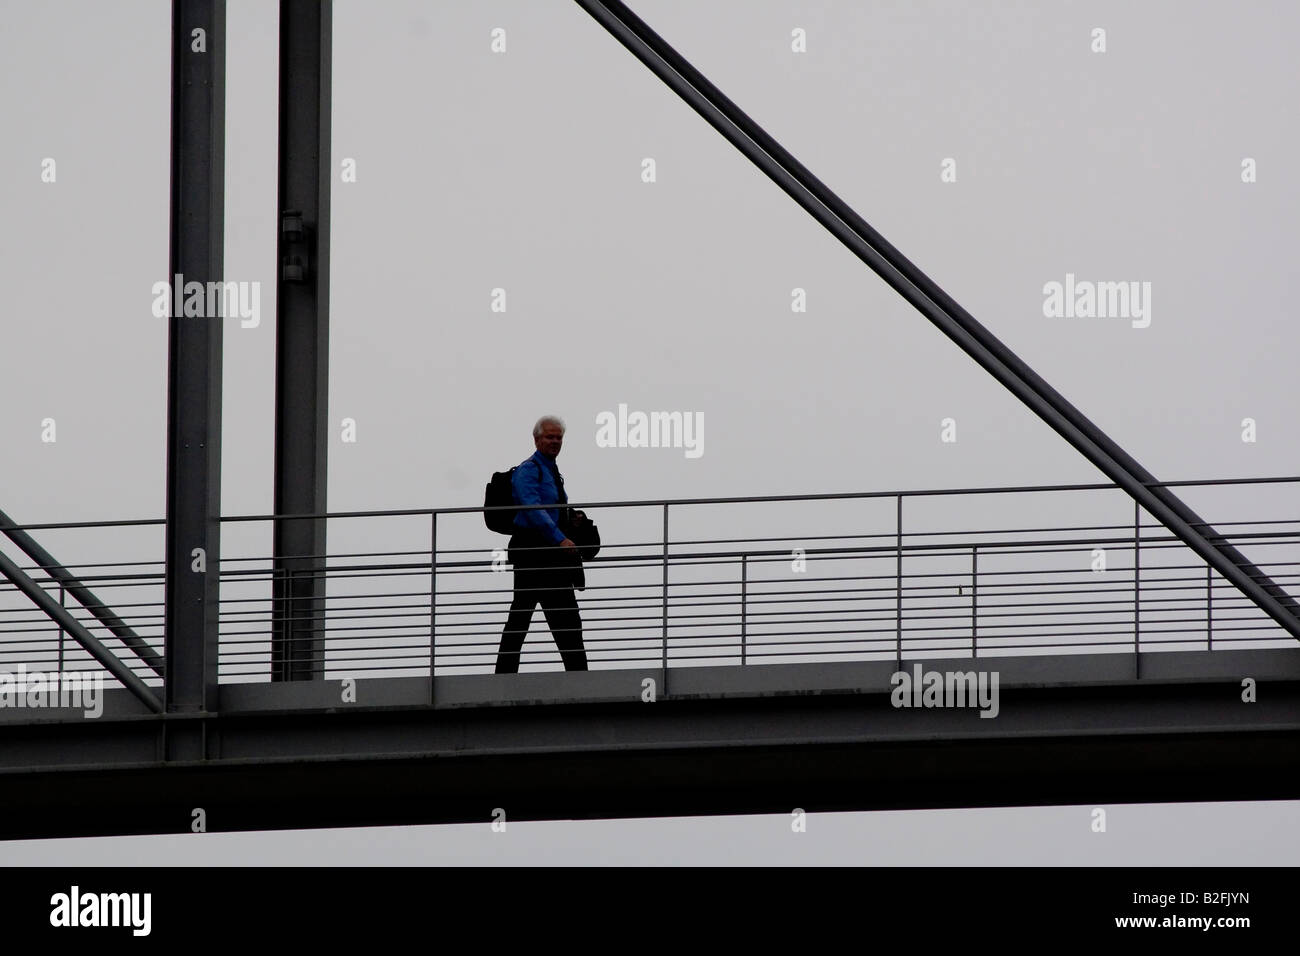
[536,458,575,533]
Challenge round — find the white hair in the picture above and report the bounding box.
[533,415,566,438]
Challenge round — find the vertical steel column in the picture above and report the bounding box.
[164,0,225,745]
[272,0,332,681]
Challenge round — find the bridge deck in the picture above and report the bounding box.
[2,648,1297,840]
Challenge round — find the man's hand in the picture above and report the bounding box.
[560,538,577,549]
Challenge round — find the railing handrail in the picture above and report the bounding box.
[5,474,1299,532]
[5,486,1298,686]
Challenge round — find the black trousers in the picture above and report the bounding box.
[495,536,587,673]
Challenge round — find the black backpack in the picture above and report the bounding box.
[483,461,545,535]
[484,468,520,534]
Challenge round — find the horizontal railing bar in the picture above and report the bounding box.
[8,475,1297,684]
[9,474,1295,532]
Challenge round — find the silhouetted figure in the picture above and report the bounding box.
[495,416,588,673]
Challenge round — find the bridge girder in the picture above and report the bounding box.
[2,651,1296,841]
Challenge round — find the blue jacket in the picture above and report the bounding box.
[512,450,568,544]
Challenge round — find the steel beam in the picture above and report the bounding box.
[1,651,1297,839]
[574,0,1300,642]
[271,0,332,681]
[164,0,225,747]
[0,508,164,677]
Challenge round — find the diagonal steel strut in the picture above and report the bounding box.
[0,546,163,713]
[575,0,1300,641]
[0,508,165,677]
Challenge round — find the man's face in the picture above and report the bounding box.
[535,423,564,458]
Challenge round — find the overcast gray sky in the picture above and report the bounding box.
[1,0,1297,863]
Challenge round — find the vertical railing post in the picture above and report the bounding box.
[429,511,437,705]
[1207,563,1213,651]
[661,504,669,691]
[57,582,66,674]
[1134,499,1141,676]
[287,567,297,675]
[740,553,747,665]
[971,545,978,658]
[895,495,903,665]
[272,563,284,675]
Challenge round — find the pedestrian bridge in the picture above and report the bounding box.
[4,0,1298,841]
[2,476,1297,839]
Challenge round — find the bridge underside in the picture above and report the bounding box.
[2,649,1296,841]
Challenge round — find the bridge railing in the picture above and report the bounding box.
[217,475,1300,679]
[1,477,1297,688]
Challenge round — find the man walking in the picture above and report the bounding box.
[495,415,588,673]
